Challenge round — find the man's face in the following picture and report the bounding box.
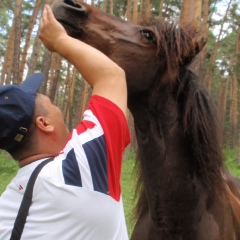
[36,94,70,150]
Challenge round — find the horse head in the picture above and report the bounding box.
[52,0,206,101]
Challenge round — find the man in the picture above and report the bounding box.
[0,5,130,240]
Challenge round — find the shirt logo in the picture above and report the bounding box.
[19,185,23,191]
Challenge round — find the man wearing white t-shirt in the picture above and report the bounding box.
[0,5,130,240]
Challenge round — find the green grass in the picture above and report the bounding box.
[1,148,240,236]
[223,147,240,177]
[0,151,18,194]
[121,150,137,236]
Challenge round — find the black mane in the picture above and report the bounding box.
[179,67,224,191]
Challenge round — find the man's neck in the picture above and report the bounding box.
[19,154,55,168]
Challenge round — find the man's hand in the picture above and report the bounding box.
[39,4,68,52]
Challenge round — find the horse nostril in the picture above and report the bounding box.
[75,3,82,8]
[64,0,75,7]
[64,0,82,8]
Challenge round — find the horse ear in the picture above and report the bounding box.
[193,36,207,55]
[179,26,207,66]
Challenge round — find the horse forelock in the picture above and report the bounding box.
[139,21,203,85]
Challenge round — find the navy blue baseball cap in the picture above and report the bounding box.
[0,73,44,151]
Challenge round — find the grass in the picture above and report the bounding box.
[121,150,137,236]
[1,147,240,236]
[223,147,240,177]
[0,151,18,194]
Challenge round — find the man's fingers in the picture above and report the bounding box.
[45,4,55,20]
[42,5,48,20]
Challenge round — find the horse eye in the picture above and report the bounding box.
[139,29,156,43]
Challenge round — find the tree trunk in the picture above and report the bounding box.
[204,0,232,92]
[194,0,202,28]
[195,0,209,81]
[218,55,233,131]
[202,0,209,41]
[103,0,108,12]
[63,64,71,126]
[218,81,224,116]
[40,49,52,95]
[180,0,202,27]
[27,33,42,77]
[67,66,77,131]
[126,0,132,21]
[180,0,191,26]
[49,54,62,103]
[19,0,42,82]
[145,0,151,20]
[140,0,151,20]
[27,0,50,77]
[79,80,90,119]
[222,77,230,144]
[158,0,164,20]
[139,0,143,17]
[231,26,240,147]
[180,0,205,79]
[1,20,15,85]
[76,77,85,125]
[12,0,23,84]
[132,0,138,23]
[188,0,203,77]
[109,0,113,14]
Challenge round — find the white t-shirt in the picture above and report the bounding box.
[0,96,130,240]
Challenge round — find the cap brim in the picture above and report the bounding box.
[20,73,44,94]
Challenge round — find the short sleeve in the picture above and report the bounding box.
[87,95,131,201]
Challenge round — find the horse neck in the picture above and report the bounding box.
[129,92,196,185]
[129,92,210,223]
[128,68,224,196]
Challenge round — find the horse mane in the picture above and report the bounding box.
[134,20,225,218]
[178,68,224,190]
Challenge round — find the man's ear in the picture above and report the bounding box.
[35,116,54,133]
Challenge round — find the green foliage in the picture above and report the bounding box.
[0,4,12,62]
[0,151,18,194]
[21,1,42,39]
[152,0,181,21]
[121,149,137,236]
[205,0,240,108]
[223,147,240,177]
[113,0,127,17]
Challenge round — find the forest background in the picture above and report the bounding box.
[0,0,240,163]
[1,0,240,154]
[0,0,240,234]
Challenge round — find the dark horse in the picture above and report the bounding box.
[52,1,240,239]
